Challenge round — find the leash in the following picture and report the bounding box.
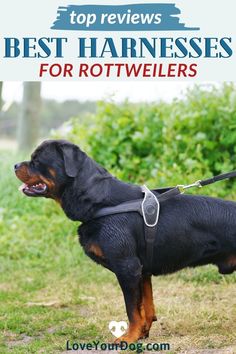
[92,169,236,274]
[178,170,236,191]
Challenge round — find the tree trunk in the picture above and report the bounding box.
[0,82,3,111]
[18,82,42,151]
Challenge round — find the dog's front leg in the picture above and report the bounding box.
[114,257,147,343]
[141,275,157,338]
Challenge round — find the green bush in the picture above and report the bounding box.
[54,83,236,199]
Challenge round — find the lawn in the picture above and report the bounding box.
[0,150,235,354]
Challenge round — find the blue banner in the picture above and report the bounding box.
[51,3,199,31]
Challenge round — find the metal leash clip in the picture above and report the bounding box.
[177,180,202,194]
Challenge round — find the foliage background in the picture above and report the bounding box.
[56,83,236,199]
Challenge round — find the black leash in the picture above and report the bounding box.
[92,170,236,274]
[199,170,236,187]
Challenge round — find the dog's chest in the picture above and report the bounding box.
[78,228,110,269]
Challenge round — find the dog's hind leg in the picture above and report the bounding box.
[141,275,157,338]
[218,254,236,274]
[114,257,147,343]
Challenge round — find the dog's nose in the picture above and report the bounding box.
[14,163,22,171]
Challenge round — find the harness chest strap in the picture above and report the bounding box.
[140,185,160,273]
[92,185,182,273]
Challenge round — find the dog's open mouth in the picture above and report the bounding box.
[19,182,48,197]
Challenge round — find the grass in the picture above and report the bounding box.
[0,150,236,354]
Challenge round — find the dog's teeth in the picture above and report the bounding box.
[19,184,26,191]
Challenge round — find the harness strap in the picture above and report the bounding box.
[141,186,160,273]
[155,186,182,201]
[144,226,156,274]
[92,186,182,274]
[93,186,181,220]
[94,200,142,218]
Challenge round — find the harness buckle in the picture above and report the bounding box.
[141,185,160,227]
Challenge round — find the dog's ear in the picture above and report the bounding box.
[60,143,81,178]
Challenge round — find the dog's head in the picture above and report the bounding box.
[15,140,85,199]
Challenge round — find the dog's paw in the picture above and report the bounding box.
[114,333,139,344]
[139,330,149,339]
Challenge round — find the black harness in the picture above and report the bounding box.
[92,170,236,274]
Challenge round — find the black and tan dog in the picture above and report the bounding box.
[15,139,236,343]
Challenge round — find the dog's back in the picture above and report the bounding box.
[151,194,236,275]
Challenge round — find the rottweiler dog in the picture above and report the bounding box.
[15,139,236,343]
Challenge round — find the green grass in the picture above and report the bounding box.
[0,151,235,353]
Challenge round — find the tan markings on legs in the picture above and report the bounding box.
[88,244,104,258]
[115,302,146,343]
[219,254,236,273]
[142,275,156,337]
[226,254,236,267]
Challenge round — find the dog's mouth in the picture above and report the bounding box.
[19,182,48,197]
